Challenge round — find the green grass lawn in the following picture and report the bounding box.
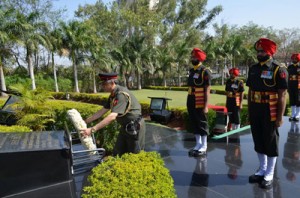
[0,85,247,109]
[130,86,247,108]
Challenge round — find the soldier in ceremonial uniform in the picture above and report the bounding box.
[247,38,288,189]
[225,68,244,130]
[187,48,211,157]
[81,73,146,156]
[287,53,300,121]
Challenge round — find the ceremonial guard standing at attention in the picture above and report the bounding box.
[247,38,288,189]
[225,68,244,130]
[287,53,300,121]
[187,48,211,157]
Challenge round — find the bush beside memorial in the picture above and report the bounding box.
[82,151,176,198]
[0,125,31,132]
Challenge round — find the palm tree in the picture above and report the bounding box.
[46,28,63,92]
[15,11,49,90]
[0,8,12,97]
[156,46,174,87]
[59,20,92,93]
[173,41,190,86]
[88,47,112,93]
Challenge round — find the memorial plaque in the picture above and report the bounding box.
[0,131,74,197]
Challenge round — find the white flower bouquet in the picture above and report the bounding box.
[67,109,97,153]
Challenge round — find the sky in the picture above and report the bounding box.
[53,0,300,65]
[53,0,300,31]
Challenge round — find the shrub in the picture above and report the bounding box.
[82,151,176,198]
[0,125,31,132]
[47,100,119,154]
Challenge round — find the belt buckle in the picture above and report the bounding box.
[254,94,261,101]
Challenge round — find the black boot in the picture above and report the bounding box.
[260,179,273,189]
[249,174,264,183]
[188,149,197,157]
[193,150,207,157]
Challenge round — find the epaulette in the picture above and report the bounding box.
[271,60,281,66]
[279,63,287,68]
[204,67,212,73]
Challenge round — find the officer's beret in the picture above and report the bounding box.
[254,38,277,56]
[191,48,206,61]
[291,53,300,62]
[229,68,239,77]
[98,73,118,82]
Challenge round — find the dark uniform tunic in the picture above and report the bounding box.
[225,78,244,124]
[104,85,145,156]
[287,63,300,106]
[187,66,211,136]
[246,59,288,157]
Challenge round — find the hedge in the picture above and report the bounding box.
[82,151,176,198]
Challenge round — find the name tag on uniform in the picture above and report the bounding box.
[260,71,273,79]
[193,73,199,78]
[231,84,238,89]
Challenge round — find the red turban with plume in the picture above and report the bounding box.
[254,38,277,56]
[291,53,300,62]
[229,68,239,77]
[191,48,206,61]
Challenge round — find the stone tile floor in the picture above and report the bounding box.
[144,116,300,198]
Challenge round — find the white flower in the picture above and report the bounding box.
[67,109,97,154]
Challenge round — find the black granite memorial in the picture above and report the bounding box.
[0,131,75,197]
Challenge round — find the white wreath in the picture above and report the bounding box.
[67,109,97,153]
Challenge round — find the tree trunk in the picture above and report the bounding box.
[73,56,80,93]
[28,55,36,90]
[0,62,7,97]
[52,53,59,92]
[93,70,97,93]
[177,63,181,87]
[163,72,167,87]
[136,69,141,90]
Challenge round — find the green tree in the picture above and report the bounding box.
[0,7,17,97]
[59,20,93,93]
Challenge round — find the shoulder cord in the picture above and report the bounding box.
[263,65,279,87]
[193,68,206,86]
[115,91,131,118]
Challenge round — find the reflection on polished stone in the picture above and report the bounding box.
[144,117,300,198]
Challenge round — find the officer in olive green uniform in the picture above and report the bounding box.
[81,73,145,156]
[287,53,300,121]
[187,48,211,157]
[247,38,288,189]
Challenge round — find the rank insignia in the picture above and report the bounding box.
[113,99,118,106]
[279,71,286,79]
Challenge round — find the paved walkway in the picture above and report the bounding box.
[145,116,300,198]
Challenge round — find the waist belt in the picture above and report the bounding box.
[289,75,297,80]
[250,91,277,104]
[227,92,238,98]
